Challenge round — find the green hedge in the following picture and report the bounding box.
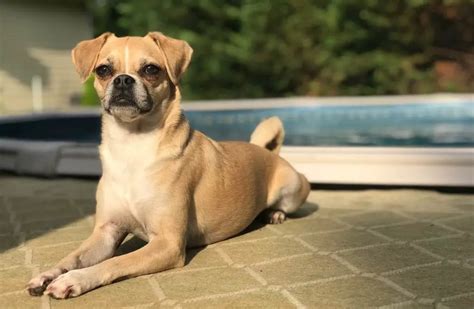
[82,0,473,103]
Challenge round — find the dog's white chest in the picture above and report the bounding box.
[100,133,162,223]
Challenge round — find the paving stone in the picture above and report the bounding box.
[16,215,82,234]
[374,222,456,241]
[223,225,279,244]
[311,191,370,209]
[338,244,438,274]
[387,264,474,299]
[155,267,260,301]
[185,247,228,269]
[286,202,320,219]
[0,204,9,219]
[0,222,14,236]
[368,190,442,211]
[0,235,20,251]
[0,210,11,222]
[221,237,310,265]
[441,195,474,212]
[0,292,43,309]
[50,277,155,308]
[0,174,473,308]
[416,236,474,260]
[20,217,91,234]
[391,302,433,309]
[10,197,84,236]
[32,242,82,267]
[270,217,346,235]
[0,177,53,197]
[252,253,351,285]
[70,198,96,215]
[25,228,90,248]
[442,215,474,233]
[442,294,474,309]
[14,208,79,224]
[181,289,295,309]
[0,266,32,294]
[0,250,25,269]
[450,202,474,212]
[339,211,411,228]
[289,276,409,308]
[312,207,363,218]
[300,229,387,252]
[8,197,72,213]
[63,217,93,230]
[402,211,462,221]
[30,178,97,199]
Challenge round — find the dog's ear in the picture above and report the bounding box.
[72,32,113,82]
[147,32,193,85]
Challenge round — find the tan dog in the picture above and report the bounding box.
[27,32,310,299]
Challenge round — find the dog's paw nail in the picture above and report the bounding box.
[27,286,45,296]
[27,275,55,296]
[269,210,286,224]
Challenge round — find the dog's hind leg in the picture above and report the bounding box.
[263,163,310,224]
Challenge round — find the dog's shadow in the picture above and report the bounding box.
[115,201,319,264]
[288,201,319,219]
[242,201,319,234]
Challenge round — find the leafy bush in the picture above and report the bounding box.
[80,76,100,106]
[83,0,473,101]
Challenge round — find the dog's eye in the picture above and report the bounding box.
[143,64,160,75]
[95,65,112,78]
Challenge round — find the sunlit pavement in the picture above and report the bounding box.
[0,174,473,308]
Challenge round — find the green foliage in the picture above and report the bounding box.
[80,76,100,106]
[86,0,473,100]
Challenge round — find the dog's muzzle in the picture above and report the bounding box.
[109,74,137,108]
[106,74,154,118]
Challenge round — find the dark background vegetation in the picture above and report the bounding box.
[82,0,473,102]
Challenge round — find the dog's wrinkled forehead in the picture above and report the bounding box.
[98,36,165,73]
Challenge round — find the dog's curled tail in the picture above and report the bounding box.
[250,116,285,154]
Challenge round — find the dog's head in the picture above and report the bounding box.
[72,32,192,123]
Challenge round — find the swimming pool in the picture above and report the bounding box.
[1,97,473,147]
[189,102,474,147]
[0,94,473,185]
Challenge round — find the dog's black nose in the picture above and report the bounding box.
[113,74,135,89]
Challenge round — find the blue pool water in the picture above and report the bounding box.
[0,102,473,147]
[187,102,474,147]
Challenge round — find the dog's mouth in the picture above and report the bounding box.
[106,93,154,121]
[109,93,136,107]
[105,93,137,118]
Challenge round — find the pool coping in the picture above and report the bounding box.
[1,142,472,187]
[281,146,474,187]
[183,93,474,110]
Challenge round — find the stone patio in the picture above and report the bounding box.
[0,174,473,308]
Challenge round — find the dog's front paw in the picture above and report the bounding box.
[44,269,95,299]
[27,268,65,296]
